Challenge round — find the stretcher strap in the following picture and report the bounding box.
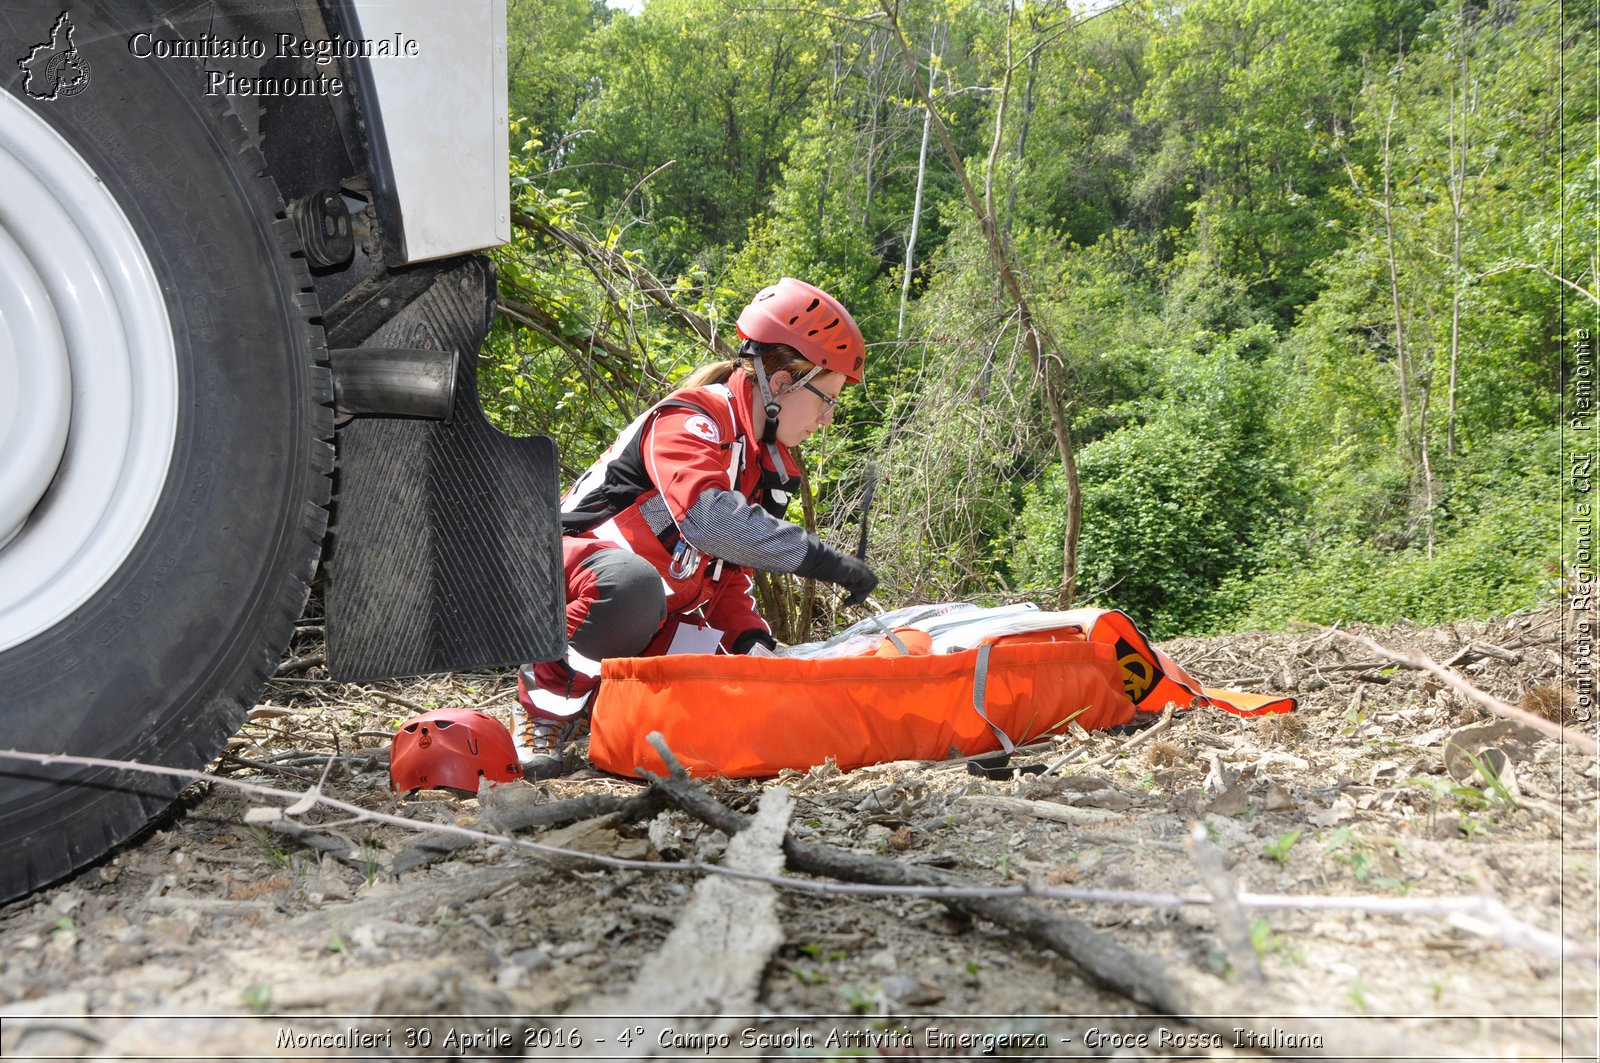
[867,613,910,656]
[971,644,1016,756]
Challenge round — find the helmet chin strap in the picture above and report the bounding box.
[744,341,792,485]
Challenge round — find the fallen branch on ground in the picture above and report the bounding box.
[272,651,325,678]
[367,688,432,716]
[261,819,381,874]
[1042,704,1175,775]
[393,790,664,873]
[0,746,1587,966]
[1187,823,1266,986]
[643,733,1387,1059]
[1328,629,1596,754]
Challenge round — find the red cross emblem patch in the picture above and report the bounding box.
[684,415,720,443]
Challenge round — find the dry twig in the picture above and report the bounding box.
[1048,704,1176,774]
[1187,822,1266,985]
[393,790,664,873]
[0,746,1587,967]
[273,651,325,678]
[1328,629,1597,754]
[644,733,1397,1058]
[367,688,432,715]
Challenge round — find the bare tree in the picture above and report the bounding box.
[880,0,1084,606]
[1373,91,1437,554]
[1444,0,1473,459]
[898,23,939,340]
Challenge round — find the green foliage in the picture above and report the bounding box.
[1262,829,1303,866]
[562,0,837,271]
[1136,0,1358,321]
[481,118,715,480]
[1209,428,1561,631]
[484,0,1580,638]
[505,0,606,145]
[720,110,897,351]
[1017,326,1294,635]
[1249,918,1302,963]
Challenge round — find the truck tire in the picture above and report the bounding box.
[0,7,333,903]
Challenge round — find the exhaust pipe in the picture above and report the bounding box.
[329,346,459,421]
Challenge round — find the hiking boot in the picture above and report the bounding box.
[514,663,593,780]
[514,709,579,780]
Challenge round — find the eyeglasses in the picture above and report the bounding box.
[798,381,837,410]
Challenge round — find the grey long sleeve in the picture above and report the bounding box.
[677,487,809,573]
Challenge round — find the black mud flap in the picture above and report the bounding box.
[324,258,565,682]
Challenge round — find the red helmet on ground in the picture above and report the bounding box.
[390,708,522,793]
[736,277,866,383]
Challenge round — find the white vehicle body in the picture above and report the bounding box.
[351,0,510,261]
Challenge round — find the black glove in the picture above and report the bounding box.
[729,629,778,656]
[795,535,878,607]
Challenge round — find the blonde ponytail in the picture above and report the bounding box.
[677,358,740,390]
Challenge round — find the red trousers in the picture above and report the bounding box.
[519,538,666,717]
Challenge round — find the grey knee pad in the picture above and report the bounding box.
[570,549,667,661]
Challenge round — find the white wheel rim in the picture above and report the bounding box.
[0,93,177,652]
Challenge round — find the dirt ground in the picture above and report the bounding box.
[0,606,1595,1061]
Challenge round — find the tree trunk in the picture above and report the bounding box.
[1378,99,1414,459]
[1417,375,1437,558]
[983,2,1015,240]
[1003,45,1040,249]
[861,45,883,224]
[1446,3,1470,459]
[898,26,938,340]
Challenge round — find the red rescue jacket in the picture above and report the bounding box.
[560,370,803,647]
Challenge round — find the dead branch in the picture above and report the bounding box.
[1187,823,1265,986]
[261,819,381,874]
[641,735,1192,1013]
[273,651,325,678]
[497,294,646,375]
[1048,704,1175,774]
[957,794,1129,825]
[214,751,319,782]
[1329,629,1597,754]
[642,734,1398,1059]
[609,158,677,237]
[393,790,665,873]
[878,0,1083,606]
[511,209,731,357]
[0,746,1587,969]
[366,688,431,716]
[586,787,791,1024]
[1441,640,1523,667]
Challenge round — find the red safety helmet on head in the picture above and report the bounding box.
[736,277,866,383]
[389,708,521,793]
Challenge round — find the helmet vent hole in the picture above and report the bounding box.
[434,720,454,728]
[788,315,799,325]
[823,317,838,330]
[805,298,819,312]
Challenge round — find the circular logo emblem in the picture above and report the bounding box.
[46,51,91,97]
[684,415,720,443]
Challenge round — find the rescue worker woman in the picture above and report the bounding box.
[515,278,879,778]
